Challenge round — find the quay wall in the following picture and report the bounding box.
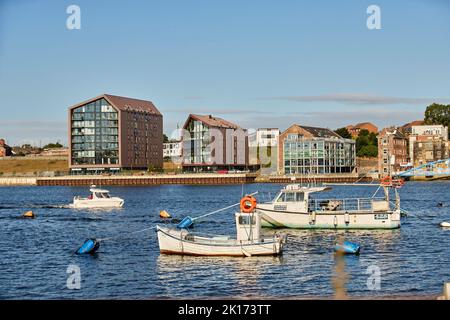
[0,174,371,186]
[0,178,37,186]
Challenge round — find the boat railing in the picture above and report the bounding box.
[308,197,386,212]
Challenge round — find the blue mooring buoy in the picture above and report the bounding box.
[177,216,194,229]
[76,238,100,255]
[334,241,360,255]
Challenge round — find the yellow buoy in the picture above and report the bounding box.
[159,210,171,218]
[23,211,35,218]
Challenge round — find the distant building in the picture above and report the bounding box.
[278,124,356,175]
[163,141,182,158]
[39,148,69,157]
[69,94,163,174]
[248,128,280,173]
[377,127,408,176]
[0,139,12,157]
[181,114,253,172]
[399,120,425,135]
[346,122,378,138]
[408,125,449,167]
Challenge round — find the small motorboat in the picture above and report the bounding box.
[156,196,285,257]
[70,186,124,209]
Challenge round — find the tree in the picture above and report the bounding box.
[355,129,378,157]
[424,103,450,138]
[334,127,352,139]
[357,145,378,157]
[43,142,63,149]
[163,134,169,143]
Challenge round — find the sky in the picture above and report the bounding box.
[1,0,450,146]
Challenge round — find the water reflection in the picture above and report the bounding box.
[156,254,283,297]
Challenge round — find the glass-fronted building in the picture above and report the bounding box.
[69,94,163,174]
[279,125,356,175]
[182,114,255,172]
[71,98,119,166]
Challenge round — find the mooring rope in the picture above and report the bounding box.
[96,191,258,242]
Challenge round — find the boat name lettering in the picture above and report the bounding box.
[274,205,287,211]
[374,214,388,220]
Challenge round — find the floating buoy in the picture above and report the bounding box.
[438,202,444,207]
[76,238,100,255]
[335,241,360,255]
[159,210,171,218]
[23,211,35,218]
[440,222,450,228]
[177,216,194,229]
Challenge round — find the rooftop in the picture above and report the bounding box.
[70,94,161,115]
[185,114,241,129]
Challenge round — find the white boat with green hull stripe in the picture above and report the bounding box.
[257,182,402,229]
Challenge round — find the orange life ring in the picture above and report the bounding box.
[392,178,405,187]
[240,196,257,213]
[380,176,392,186]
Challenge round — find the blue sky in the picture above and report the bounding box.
[1,0,450,146]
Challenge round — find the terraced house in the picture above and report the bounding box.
[69,94,163,174]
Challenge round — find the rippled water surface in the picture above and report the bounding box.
[0,182,449,299]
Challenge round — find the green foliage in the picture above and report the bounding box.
[334,127,352,139]
[163,134,169,143]
[355,129,378,157]
[424,103,450,138]
[357,145,378,157]
[43,142,63,149]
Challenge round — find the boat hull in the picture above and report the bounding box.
[70,198,124,209]
[257,208,401,229]
[156,226,283,257]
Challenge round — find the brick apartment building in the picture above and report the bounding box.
[69,94,163,174]
[181,114,254,172]
[408,125,449,167]
[346,122,378,138]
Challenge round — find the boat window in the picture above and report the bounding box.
[285,192,296,202]
[102,193,110,198]
[276,193,285,202]
[95,192,103,198]
[238,215,256,225]
[296,193,304,201]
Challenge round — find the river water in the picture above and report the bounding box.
[0,182,449,299]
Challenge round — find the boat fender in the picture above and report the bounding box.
[23,211,35,218]
[75,238,100,255]
[177,216,194,229]
[335,241,360,255]
[344,212,350,225]
[159,210,171,218]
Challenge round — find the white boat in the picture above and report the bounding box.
[156,199,285,257]
[70,186,124,209]
[256,180,403,229]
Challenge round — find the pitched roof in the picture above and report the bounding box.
[70,94,161,115]
[184,114,241,129]
[299,125,342,138]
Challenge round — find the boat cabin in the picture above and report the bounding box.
[235,212,261,242]
[89,188,112,199]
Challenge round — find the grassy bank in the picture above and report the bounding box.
[0,158,68,175]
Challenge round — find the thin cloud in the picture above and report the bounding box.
[164,108,274,115]
[262,93,450,105]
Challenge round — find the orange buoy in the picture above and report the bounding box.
[240,196,257,213]
[23,211,35,218]
[159,210,171,218]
